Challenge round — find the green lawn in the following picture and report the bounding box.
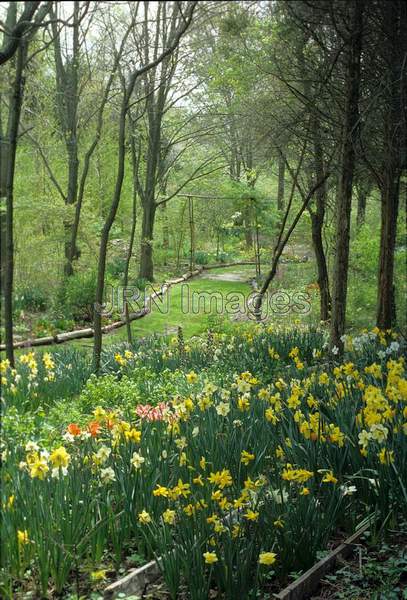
[105,275,252,342]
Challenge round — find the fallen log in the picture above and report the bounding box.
[274,522,371,600]
[56,328,93,342]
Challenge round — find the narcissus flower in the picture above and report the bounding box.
[186,371,198,384]
[241,450,255,465]
[17,530,29,545]
[162,509,176,525]
[90,570,107,581]
[216,401,230,416]
[130,451,145,470]
[259,551,277,565]
[138,510,152,524]
[50,446,70,469]
[244,509,259,521]
[100,467,116,484]
[208,469,232,489]
[378,448,394,465]
[322,470,338,484]
[203,551,218,564]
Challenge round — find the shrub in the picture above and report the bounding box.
[195,251,209,265]
[218,251,230,263]
[107,256,126,279]
[14,285,48,312]
[64,271,97,322]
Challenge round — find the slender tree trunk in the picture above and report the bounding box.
[310,120,331,322]
[0,3,17,297]
[244,205,253,249]
[3,42,26,366]
[93,105,127,372]
[0,112,7,292]
[310,211,331,321]
[376,0,406,330]
[139,199,156,281]
[330,0,364,352]
[377,175,399,328]
[123,191,137,345]
[356,181,371,229]
[162,203,169,251]
[277,151,285,211]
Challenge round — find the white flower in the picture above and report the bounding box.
[161,450,168,459]
[62,432,75,443]
[192,426,199,437]
[130,452,145,470]
[233,419,243,428]
[377,351,386,360]
[175,437,187,450]
[358,430,371,448]
[19,461,27,471]
[216,402,230,417]
[25,441,39,453]
[340,484,357,496]
[220,389,231,400]
[370,423,388,443]
[331,346,339,355]
[100,467,116,484]
[95,445,111,464]
[52,467,68,479]
[387,341,399,354]
[269,488,288,504]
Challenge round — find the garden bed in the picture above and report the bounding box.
[1,326,406,600]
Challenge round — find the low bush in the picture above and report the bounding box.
[14,285,48,313]
[64,270,97,322]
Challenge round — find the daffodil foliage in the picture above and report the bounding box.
[1,326,406,598]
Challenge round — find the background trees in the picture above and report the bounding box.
[1,0,405,363]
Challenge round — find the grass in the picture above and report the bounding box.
[105,276,252,341]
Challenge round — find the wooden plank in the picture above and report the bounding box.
[104,558,162,599]
[274,523,370,600]
[202,261,256,270]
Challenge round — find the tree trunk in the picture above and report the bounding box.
[3,42,26,366]
[330,0,364,352]
[377,175,399,329]
[93,103,128,372]
[161,203,169,251]
[356,181,371,229]
[123,128,139,345]
[51,2,80,277]
[244,205,253,249]
[277,151,285,211]
[139,200,156,281]
[376,0,406,330]
[310,211,331,321]
[310,120,331,322]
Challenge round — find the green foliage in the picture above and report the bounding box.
[64,271,98,322]
[106,256,126,279]
[14,285,48,313]
[195,250,209,265]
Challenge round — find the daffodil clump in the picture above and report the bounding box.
[1,326,406,598]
